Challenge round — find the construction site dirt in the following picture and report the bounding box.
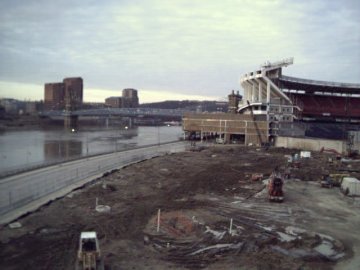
[1,145,360,270]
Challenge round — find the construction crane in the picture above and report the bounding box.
[246,100,264,146]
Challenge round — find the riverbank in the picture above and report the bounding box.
[0,115,126,131]
[1,145,360,269]
[0,126,182,175]
[0,115,47,131]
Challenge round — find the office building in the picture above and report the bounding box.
[63,77,83,111]
[122,88,139,108]
[44,83,65,110]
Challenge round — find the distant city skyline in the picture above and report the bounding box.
[0,80,218,103]
[0,0,359,103]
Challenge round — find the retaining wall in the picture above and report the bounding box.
[275,136,346,153]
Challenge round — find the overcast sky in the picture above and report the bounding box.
[0,0,359,103]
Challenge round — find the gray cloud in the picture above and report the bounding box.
[0,0,359,101]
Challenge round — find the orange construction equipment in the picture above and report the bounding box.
[268,171,284,202]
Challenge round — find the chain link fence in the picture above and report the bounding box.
[0,141,185,223]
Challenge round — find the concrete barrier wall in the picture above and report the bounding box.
[0,142,185,224]
[275,136,346,153]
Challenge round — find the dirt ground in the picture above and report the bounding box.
[1,144,360,270]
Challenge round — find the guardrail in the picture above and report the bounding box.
[0,141,186,224]
[0,141,180,179]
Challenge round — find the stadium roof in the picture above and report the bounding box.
[279,75,360,95]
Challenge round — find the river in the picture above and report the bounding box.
[0,126,183,175]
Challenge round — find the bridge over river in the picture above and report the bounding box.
[40,107,187,117]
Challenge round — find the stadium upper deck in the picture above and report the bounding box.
[239,58,360,122]
[279,75,360,95]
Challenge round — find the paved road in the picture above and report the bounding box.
[0,141,186,224]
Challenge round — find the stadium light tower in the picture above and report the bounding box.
[261,57,294,70]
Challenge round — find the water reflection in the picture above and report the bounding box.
[44,140,83,160]
[0,126,182,174]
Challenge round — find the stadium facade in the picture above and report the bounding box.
[183,58,360,147]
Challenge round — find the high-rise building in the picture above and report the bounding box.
[63,77,83,111]
[105,88,139,108]
[122,88,137,98]
[44,82,65,110]
[122,88,139,108]
[105,97,122,108]
[44,77,83,111]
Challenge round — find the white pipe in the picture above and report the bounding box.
[229,218,233,235]
[157,209,161,232]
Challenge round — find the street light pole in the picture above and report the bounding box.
[157,125,160,146]
[86,133,89,156]
[26,150,31,166]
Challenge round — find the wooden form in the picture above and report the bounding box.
[183,113,269,145]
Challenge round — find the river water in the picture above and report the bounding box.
[0,126,183,175]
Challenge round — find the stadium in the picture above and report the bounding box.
[183,58,360,151]
[239,58,360,140]
[239,57,360,122]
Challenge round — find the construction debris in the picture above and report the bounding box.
[340,177,360,196]
[251,173,263,181]
[95,205,111,213]
[8,222,22,229]
[1,145,360,270]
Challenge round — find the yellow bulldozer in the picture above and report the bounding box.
[76,232,104,270]
[320,173,349,188]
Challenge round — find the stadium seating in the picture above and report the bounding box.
[290,94,360,119]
